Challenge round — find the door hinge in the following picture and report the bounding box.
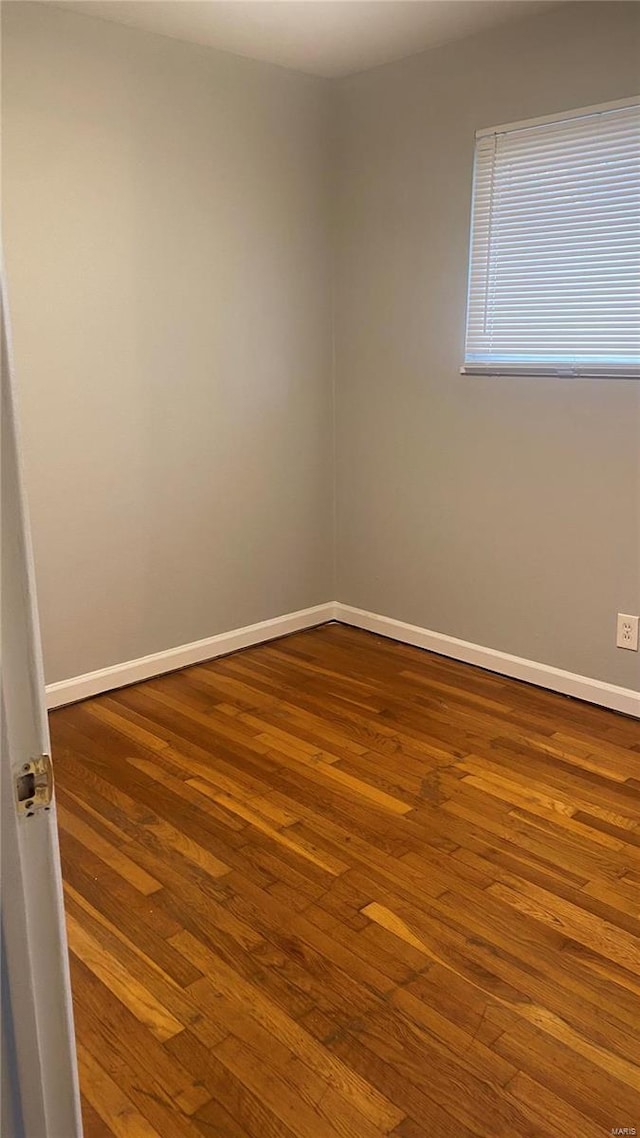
[15,754,54,817]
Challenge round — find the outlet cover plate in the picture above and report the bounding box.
[617,613,639,651]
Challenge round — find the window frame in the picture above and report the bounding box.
[461,96,640,380]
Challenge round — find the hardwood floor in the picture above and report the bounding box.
[50,623,640,1138]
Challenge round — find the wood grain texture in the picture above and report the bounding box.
[50,623,640,1138]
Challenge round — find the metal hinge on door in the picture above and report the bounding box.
[15,754,54,817]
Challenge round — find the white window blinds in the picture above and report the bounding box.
[462,98,640,377]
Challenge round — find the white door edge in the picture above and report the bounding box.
[1,260,83,1138]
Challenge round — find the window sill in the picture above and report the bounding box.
[460,365,640,380]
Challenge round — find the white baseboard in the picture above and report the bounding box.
[335,603,640,719]
[45,602,338,710]
[46,599,639,719]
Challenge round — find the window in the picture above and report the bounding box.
[462,97,640,378]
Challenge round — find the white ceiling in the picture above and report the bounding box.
[54,0,559,79]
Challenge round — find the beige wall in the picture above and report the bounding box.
[334,1,640,688]
[2,2,334,684]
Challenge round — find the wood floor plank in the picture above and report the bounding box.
[57,803,163,895]
[171,930,404,1131]
[66,914,185,1042]
[77,1043,164,1138]
[50,624,640,1138]
[70,956,209,1107]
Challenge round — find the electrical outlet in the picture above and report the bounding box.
[616,613,639,651]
